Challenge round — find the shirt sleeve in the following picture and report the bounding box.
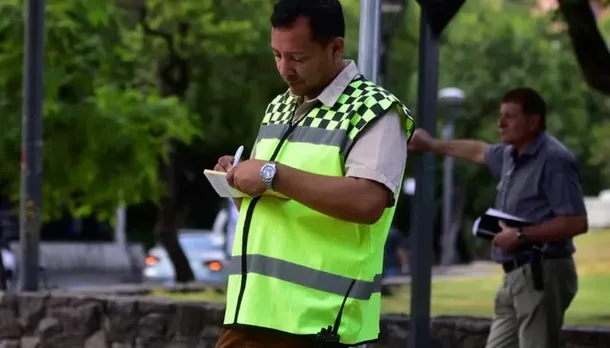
[484,144,507,179]
[345,108,408,205]
[542,155,587,216]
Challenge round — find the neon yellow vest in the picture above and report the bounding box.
[223,77,414,345]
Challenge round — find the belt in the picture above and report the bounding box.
[502,250,572,274]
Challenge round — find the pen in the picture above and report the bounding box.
[232,145,244,167]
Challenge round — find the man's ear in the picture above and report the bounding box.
[331,37,344,60]
[529,113,542,131]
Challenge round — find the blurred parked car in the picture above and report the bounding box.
[142,229,230,286]
[1,245,16,287]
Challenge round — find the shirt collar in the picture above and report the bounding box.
[510,131,547,159]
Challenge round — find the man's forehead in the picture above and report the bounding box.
[500,102,523,113]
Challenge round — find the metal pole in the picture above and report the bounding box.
[357,3,382,347]
[441,120,455,265]
[357,0,382,83]
[19,0,46,292]
[409,6,440,348]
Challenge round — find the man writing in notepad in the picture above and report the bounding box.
[212,1,413,346]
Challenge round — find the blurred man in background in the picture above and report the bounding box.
[383,226,409,278]
[408,87,587,348]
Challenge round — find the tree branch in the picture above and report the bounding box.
[557,0,610,94]
[138,6,177,57]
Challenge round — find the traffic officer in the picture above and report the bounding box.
[408,87,588,348]
[212,0,414,346]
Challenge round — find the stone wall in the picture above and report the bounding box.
[1,292,609,348]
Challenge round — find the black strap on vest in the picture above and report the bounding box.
[315,279,356,347]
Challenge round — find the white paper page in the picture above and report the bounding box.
[204,171,246,198]
[471,217,481,236]
[471,217,497,237]
[485,208,530,222]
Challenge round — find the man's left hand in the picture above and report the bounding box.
[227,159,267,197]
[493,221,520,252]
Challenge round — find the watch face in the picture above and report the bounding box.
[261,164,275,180]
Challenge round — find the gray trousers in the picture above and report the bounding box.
[485,258,578,348]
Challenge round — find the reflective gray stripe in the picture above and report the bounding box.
[258,124,347,149]
[229,254,382,300]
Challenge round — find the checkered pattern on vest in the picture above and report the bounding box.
[262,77,414,143]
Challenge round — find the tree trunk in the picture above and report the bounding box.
[557,0,610,94]
[155,50,194,282]
[154,141,194,283]
[136,6,195,283]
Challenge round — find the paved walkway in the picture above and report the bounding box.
[383,260,498,285]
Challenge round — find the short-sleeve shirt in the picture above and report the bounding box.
[251,60,409,204]
[484,131,586,262]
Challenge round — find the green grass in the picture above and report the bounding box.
[151,230,610,326]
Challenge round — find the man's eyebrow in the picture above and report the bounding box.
[270,46,308,55]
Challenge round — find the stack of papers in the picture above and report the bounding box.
[203,170,288,199]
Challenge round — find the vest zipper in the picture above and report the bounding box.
[232,114,300,324]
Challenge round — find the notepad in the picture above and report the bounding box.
[203,170,289,199]
[472,208,531,239]
[471,208,542,251]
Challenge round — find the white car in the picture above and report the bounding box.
[2,247,16,287]
[142,229,230,286]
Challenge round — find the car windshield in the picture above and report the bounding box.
[178,233,223,251]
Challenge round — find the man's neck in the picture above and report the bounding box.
[513,131,542,155]
[304,62,345,101]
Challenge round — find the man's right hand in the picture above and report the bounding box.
[214,155,243,210]
[214,155,235,173]
[408,129,435,153]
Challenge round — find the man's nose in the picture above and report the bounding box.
[277,58,295,77]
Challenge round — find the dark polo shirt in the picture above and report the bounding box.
[484,131,587,263]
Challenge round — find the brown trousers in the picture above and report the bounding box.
[215,327,318,348]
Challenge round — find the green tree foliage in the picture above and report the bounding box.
[0,0,608,277]
[0,0,280,281]
[0,0,199,221]
[123,0,278,281]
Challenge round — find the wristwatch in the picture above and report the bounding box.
[260,161,277,190]
[517,227,528,245]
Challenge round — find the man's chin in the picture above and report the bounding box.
[288,85,305,96]
[499,135,514,144]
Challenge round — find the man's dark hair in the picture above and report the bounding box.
[270,0,345,43]
[501,87,547,129]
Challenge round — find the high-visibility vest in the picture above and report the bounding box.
[223,77,414,345]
